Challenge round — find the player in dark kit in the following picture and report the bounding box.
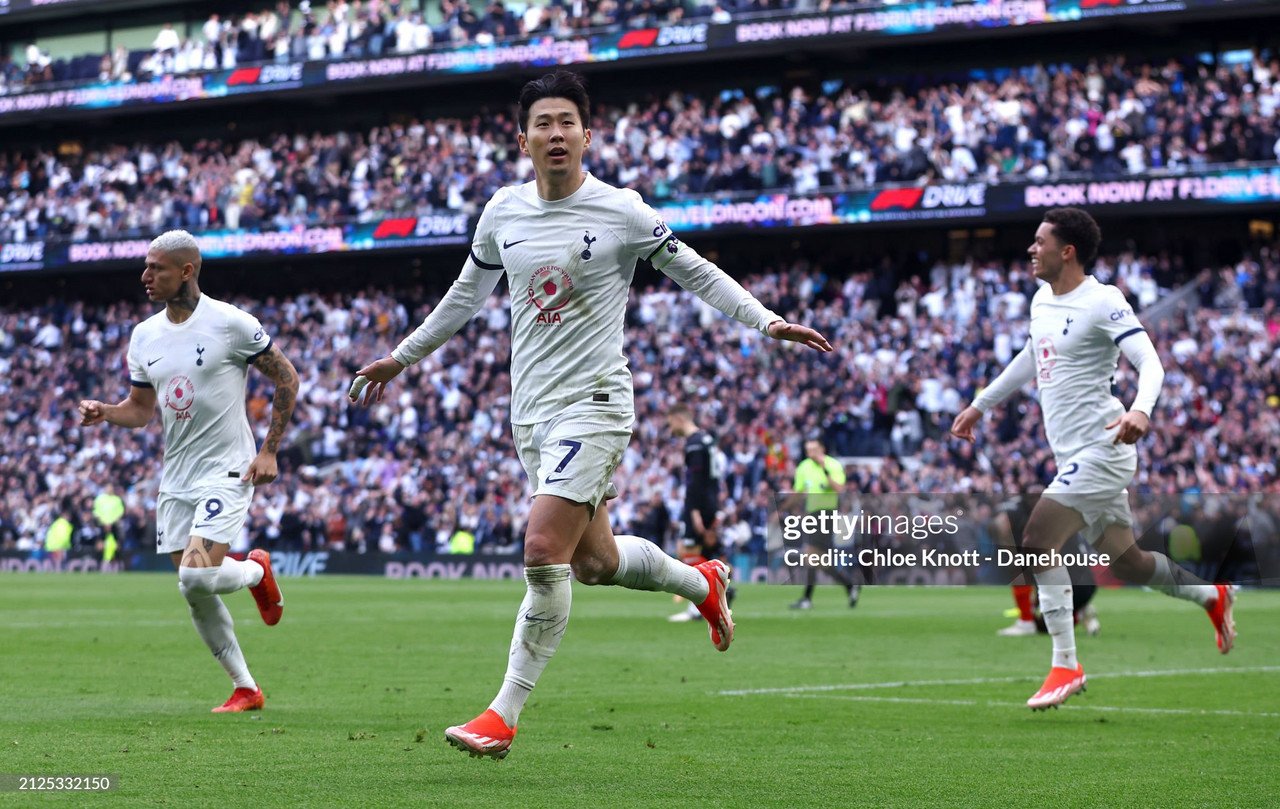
[667,404,735,622]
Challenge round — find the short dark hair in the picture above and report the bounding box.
[518,70,590,132]
[1042,207,1102,267]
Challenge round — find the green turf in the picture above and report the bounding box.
[1,574,1276,808]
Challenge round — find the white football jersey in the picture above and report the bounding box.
[1026,275,1146,460]
[462,173,779,425]
[126,296,271,494]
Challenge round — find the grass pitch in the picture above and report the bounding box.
[1,574,1276,808]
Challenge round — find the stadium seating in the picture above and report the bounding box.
[3,51,1277,245]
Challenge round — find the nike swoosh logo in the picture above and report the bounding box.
[544,475,571,484]
[147,357,162,366]
[523,611,554,623]
[503,239,529,249]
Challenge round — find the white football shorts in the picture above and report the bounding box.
[1041,442,1138,544]
[512,400,633,515]
[155,476,254,553]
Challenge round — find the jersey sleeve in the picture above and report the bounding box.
[469,189,505,270]
[624,189,679,266]
[125,326,152,388]
[624,191,781,334]
[1094,286,1146,346]
[972,338,1035,413]
[227,308,273,364]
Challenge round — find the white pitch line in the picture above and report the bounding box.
[784,693,1280,719]
[717,665,1280,696]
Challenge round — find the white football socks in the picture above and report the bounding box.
[488,564,572,727]
[1034,566,1077,670]
[1147,552,1215,606]
[178,586,256,691]
[610,535,709,603]
[177,560,262,691]
[177,557,263,596]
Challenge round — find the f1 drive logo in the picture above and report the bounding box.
[618,24,707,49]
[870,184,987,211]
[227,63,303,86]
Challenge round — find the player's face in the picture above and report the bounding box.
[141,249,189,302]
[1028,222,1068,282]
[519,97,590,180]
[804,440,824,461]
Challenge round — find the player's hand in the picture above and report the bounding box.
[349,356,406,406]
[766,320,833,352]
[243,450,279,486]
[78,399,108,427]
[949,406,982,443]
[1106,410,1150,444]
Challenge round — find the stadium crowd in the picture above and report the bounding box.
[4,0,816,91]
[2,50,1279,245]
[2,244,1277,564]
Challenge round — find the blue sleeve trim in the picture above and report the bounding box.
[645,235,676,262]
[247,338,273,363]
[130,379,153,388]
[470,250,503,271]
[1114,327,1144,346]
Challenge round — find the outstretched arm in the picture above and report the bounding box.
[971,343,1036,414]
[245,344,299,485]
[951,342,1035,442]
[657,245,831,351]
[391,258,504,366]
[350,258,503,404]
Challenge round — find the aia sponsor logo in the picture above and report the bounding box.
[1036,338,1058,381]
[165,375,196,420]
[527,265,574,325]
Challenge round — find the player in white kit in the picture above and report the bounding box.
[78,230,299,713]
[350,71,833,759]
[951,208,1236,710]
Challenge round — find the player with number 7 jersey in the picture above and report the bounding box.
[77,230,300,714]
[349,70,834,760]
[950,208,1236,712]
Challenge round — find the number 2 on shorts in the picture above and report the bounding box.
[1056,463,1080,486]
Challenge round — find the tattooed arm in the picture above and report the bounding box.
[243,344,300,485]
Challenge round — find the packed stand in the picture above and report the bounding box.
[0,0,811,92]
[3,51,1279,245]
[2,245,1277,566]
